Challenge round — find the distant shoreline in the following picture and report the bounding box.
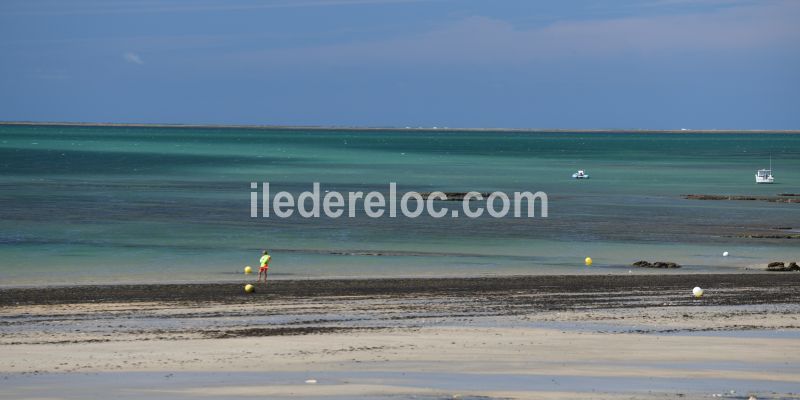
[2,120,799,134]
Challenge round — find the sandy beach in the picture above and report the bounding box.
[2,274,799,399]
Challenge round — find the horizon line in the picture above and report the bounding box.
[2,120,799,134]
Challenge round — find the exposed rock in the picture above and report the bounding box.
[419,192,492,201]
[683,194,799,204]
[653,262,680,269]
[737,234,800,239]
[632,260,681,268]
[766,261,799,272]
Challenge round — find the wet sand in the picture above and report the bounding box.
[2,274,800,399]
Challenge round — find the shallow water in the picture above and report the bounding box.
[1,125,799,285]
[4,370,798,399]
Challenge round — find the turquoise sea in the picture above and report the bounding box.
[1,125,799,286]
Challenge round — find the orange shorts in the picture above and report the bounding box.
[259,266,269,272]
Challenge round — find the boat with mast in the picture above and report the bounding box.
[755,156,775,184]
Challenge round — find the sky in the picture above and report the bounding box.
[1,0,799,129]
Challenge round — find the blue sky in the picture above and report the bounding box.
[1,0,798,129]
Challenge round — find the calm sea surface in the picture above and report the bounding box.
[1,125,798,286]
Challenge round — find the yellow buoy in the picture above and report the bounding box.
[584,257,592,266]
[244,265,253,274]
[244,284,255,293]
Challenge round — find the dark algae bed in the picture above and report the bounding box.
[4,274,799,307]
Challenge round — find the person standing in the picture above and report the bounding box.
[258,250,271,284]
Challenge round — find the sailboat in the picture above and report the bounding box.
[572,170,589,179]
[755,156,775,184]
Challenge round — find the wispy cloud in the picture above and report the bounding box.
[228,0,800,67]
[123,52,144,65]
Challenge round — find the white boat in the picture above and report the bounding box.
[755,157,774,184]
[572,170,589,179]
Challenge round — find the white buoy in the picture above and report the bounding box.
[692,286,704,298]
[723,251,729,257]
